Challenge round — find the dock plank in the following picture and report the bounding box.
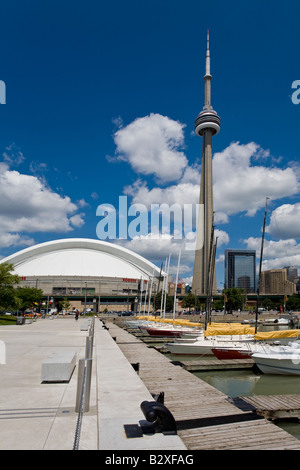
[242,394,300,420]
[178,358,254,371]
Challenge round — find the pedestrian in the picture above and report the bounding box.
[75,309,79,321]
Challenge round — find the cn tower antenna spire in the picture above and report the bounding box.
[204,29,212,108]
[205,29,211,77]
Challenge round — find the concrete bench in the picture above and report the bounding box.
[80,321,90,331]
[41,349,77,382]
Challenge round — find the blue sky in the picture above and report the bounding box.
[1,0,300,288]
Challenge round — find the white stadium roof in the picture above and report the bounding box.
[1,238,161,280]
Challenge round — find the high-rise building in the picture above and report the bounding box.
[192,31,220,296]
[225,250,256,293]
[260,269,297,295]
[284,266,298,282]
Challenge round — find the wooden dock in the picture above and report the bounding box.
[109,322,300,450]
[241,394,300,421]
[176,358,255,371]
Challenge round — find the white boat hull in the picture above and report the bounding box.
[252,344,300,375]
[166,336,254,356]
[166,341,214,355]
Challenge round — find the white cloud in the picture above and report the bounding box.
[114,233,195,266]
[213,142,299,218]
[2,143,25,167]
[124,178,199,208]
[266,203,300,239]
[0,233,34,249]
[0,169,77,232]
[70,213,85,228]
[215,229,230,246]
[77,198,89,208]
[0,165,85,249]
[244,237,300,271]
[113,113,188,183]
[181,275,193,286]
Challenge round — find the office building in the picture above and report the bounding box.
[260,269,297,295]
[225,249,256,293]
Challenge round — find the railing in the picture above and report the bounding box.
[73,317,95,450]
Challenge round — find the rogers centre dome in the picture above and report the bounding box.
[1,238,163,312]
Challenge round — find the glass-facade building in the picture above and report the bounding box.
[225,250,256,293]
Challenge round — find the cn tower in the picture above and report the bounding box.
[192,31,220,296]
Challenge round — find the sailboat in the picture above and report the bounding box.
[166,334,254,355]
[252,342,300,375]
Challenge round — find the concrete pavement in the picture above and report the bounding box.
[0,316,186,450]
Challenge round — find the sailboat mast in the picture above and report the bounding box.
[163,254,171,318]
[148,267,155,315]
[160,258,167,315]
[173,249,181,321]
[154,262,163,315]
[208,237,218,325]
[205,221,215,329]
[255,197,270,334]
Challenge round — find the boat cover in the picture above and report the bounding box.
[204,324,255,336]
[254,329,300,341]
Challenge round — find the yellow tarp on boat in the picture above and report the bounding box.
[204,324,255,336]
[135,318,252,333]
[186,322,203,327]
[136,315,157,321]
[173,320,203,327]
[254,329,300,341]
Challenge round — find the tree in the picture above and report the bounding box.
[16,287,43,313]
[56,297,71,313]
[181,292,199,312]
[0,262,20,312]
[0,262,20,286]
[262,297,274,310]
[214,298,224,311]
[154,290,173,312]
[223,288,243,313]
[286,294,300,311]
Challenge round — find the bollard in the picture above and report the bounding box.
[89,318,95,337]
[140,400,177,435]
[85,335,94,359]
[75,358,92,413]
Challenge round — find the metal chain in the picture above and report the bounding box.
[73,363,87,450]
